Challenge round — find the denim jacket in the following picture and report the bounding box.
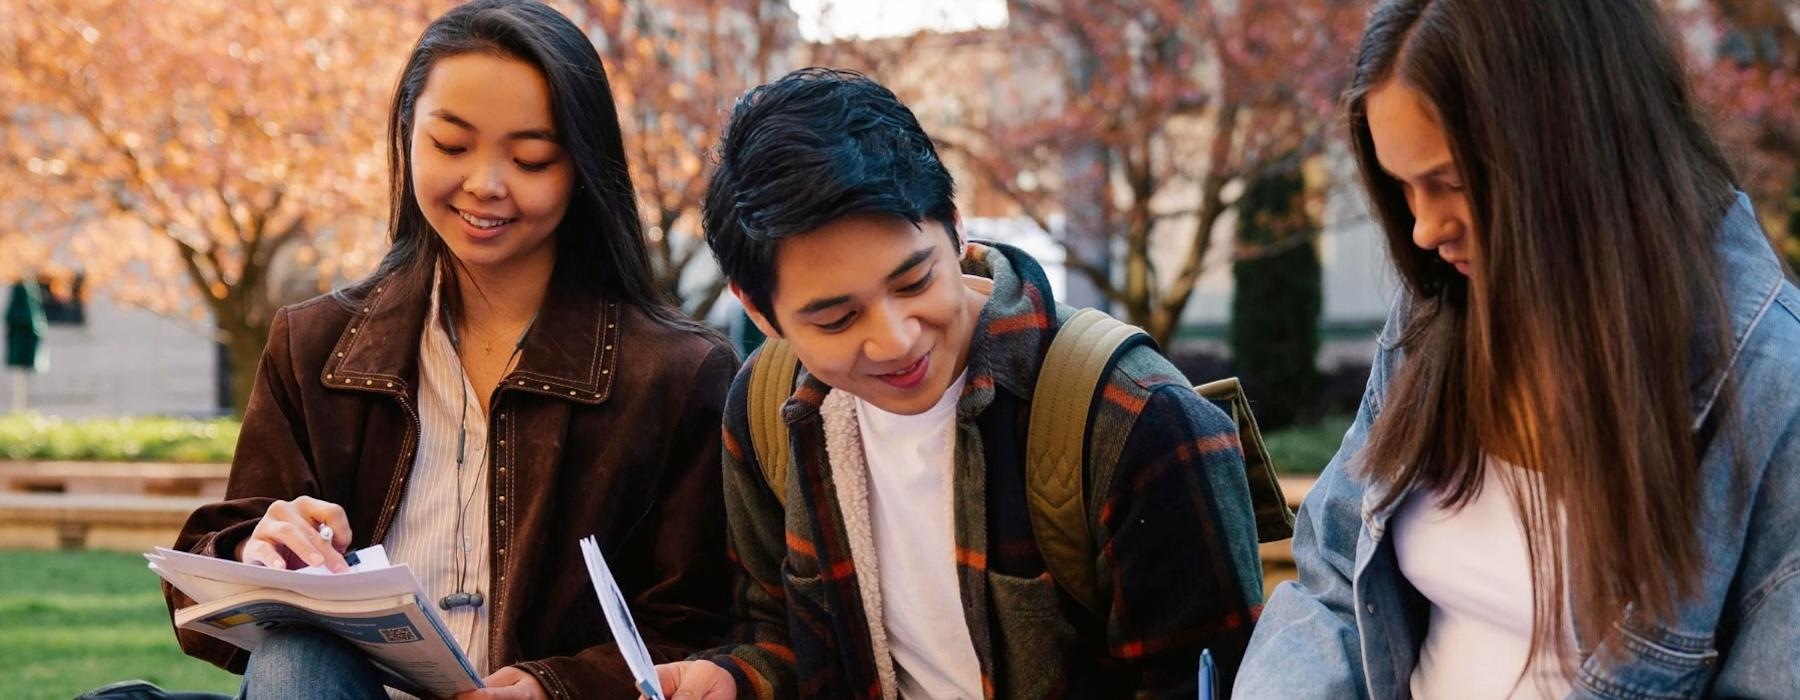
[1236,193,1800,699]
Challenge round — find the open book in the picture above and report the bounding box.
[149,545,483,697]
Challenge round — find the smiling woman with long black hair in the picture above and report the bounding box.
[164,2,734,697]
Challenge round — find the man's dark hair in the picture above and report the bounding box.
[703,68,957,331]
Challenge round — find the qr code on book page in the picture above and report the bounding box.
[379,626,421,643]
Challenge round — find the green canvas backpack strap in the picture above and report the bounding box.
[746,339,801,509]
[1026,308,1148,613]
[1197,378,1295,542]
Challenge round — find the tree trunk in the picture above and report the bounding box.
[221,313,272,417]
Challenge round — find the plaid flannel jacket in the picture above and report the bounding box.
[696,242,1264,698]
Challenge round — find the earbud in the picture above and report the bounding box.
[439,591,484,610]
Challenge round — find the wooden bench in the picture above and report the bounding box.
[0,461,230,499]
[0,492,207,551]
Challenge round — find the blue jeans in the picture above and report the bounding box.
[239,626,388,699]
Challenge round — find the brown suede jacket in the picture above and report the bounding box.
[165,265,736,698]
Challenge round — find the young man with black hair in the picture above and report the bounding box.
[655,68,1266,699]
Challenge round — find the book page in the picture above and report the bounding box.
[150,546,425,602]
[579,535,665,700]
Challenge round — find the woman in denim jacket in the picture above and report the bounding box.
[1236,0,1800,697]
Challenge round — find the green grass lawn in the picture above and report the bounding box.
[0,550,239,699]
[1264,414,1352,475]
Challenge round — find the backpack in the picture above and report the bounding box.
[745,308,1294,613]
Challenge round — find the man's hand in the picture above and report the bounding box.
[652,660,737,700]
[452,666,548,700]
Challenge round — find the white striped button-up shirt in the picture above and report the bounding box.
[382,274,493,694]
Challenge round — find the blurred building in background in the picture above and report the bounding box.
[0,275,219,417]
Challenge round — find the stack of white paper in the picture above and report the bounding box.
[148,545,482,696]
[580,535,665,700]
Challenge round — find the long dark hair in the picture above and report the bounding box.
[366,0,686,327]
[1346,0,1738,671]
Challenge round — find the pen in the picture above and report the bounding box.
[316,523,360,568]
[1198,648,1216,700]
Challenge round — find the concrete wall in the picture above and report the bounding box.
[3,294,221,417]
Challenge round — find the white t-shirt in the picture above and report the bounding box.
[857,371,985,699]
[1392,459,1574,699]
